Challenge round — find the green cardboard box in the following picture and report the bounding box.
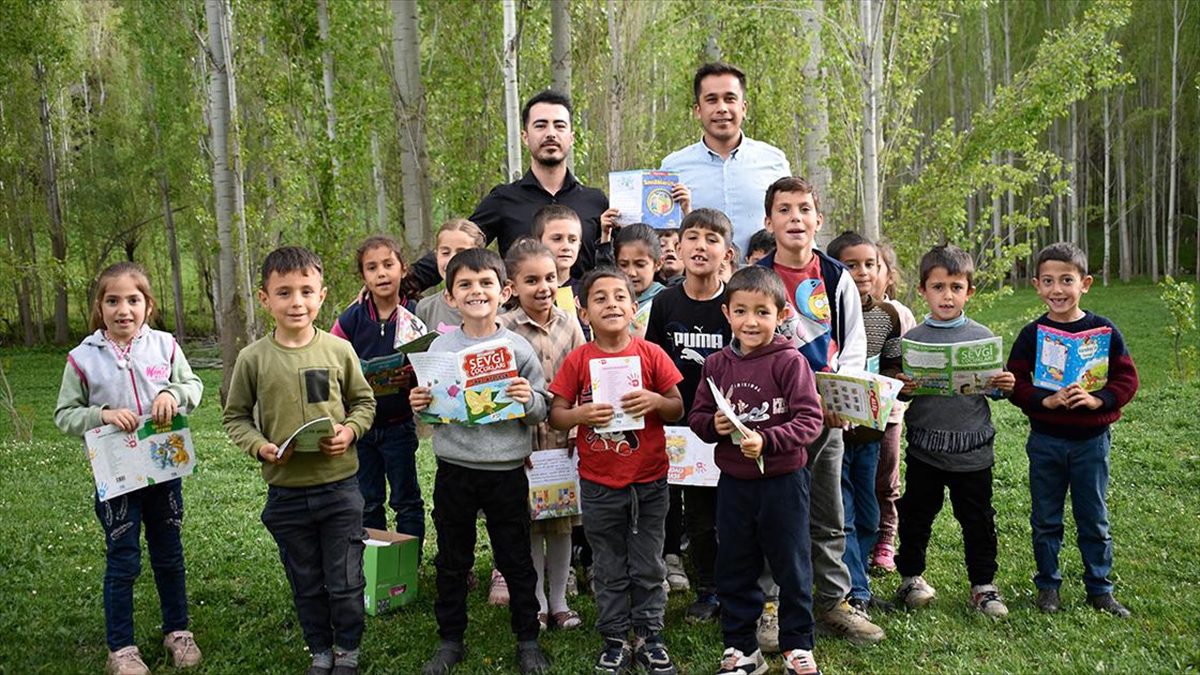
[363,528,419,616]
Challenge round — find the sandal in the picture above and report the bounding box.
[552,609,582,630]
[538,612,548,631]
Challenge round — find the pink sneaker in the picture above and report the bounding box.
[871,543,896,573]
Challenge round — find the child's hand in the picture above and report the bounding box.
[578,402,615,428]
[1063,384,1104,410]
[823,407,850,430]
[989,371,1015,395]
[600,208,620,243]
[319,424,355,456]
[150,391,178,425]
[671,183,692,215]
[410,386,432,412]
[101,408,139,432]
[739,429,763,459]
[896,373,917,396]
[714,410,736,437]
[1041,388,1069,410]
[258,442,291,465]
[505,377,533,405]
[619,389,660,418]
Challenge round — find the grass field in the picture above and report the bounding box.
[1,281,1198,674]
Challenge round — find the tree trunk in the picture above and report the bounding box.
[981,3,1001,282]
[1068,101,1079,246]
[550,0,572,169]
[1102,91,1111,286]
[1117,88,1131,282]
[859,0,881,241]
[606,0,625,172]
[35,59,69,344]
[1150,101,1160,282]
[1002,0,1016,284]
[317,0,339,176]
[501,0,521,181]
[390,0,434,251]
[1166,0,1180,276]
[151,101,186,338]
[220,0,254,340]
[371,130,387,231]
[801,0,834,241]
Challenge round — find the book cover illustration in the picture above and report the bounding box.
[902,336,1003,396]
[278,417,335,458]
[815,371,902,431]
[665,426,719,487]
[609,170,683,230]
[408,339,526,425]
[86,414,195,501]
[589,356,645,433]
[1034,325,1111,392]
[526,448,582,521]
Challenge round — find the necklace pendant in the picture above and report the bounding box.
[116,358,128,370]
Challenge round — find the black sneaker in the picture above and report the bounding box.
[1036,588,1061,613]
[1087,592,1131,618]
[516,640,551,675]
[846,596,872,617]
[422,640,466,675]
[685,592,720,623]
[594,638,633,674]
[634,635,677,675]
[868,594,896,613]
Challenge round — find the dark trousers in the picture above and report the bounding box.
[261,476,366,652]
[663,485,685,556]
[356,422,424,545]
[432,460,539,642]
[683,485,718,593]
[717,471,814,654]
[94,479,188,651]
[895,455,998,586]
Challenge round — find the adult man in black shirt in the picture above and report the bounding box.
[403,90,611,293]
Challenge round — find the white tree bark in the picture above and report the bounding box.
[1068,102,1079,245]
[390,0,434,250]
[802,0,834,242]
[550,0,572,169]
[35,58,69,344]
[606,0,624,172]
[1150,104,1160,282]
[1117,88,1131,282]
[1102,91,1111,286]
[859,0,881,241]
[981,4,1001,279]
[371,130,387,231]
[220,0,253,339]
[317,0,339,175]
[1166,0,1180,276]
[502,0,521,181]
[1002,0,1016,283]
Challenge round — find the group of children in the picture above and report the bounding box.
[55,175,1138,675]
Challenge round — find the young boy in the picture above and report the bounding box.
[745,228,776,266]
[893,244,1015,618]
[827,231,902,613]
[756,177,881,646]
[409,249,551,675]
[656,228,685,286]
[223,246,377,675]
[533,204,584,300]
[690,266,826,675]
[1006,242,1139,617]
[645,208,735,623]
[549,268,684,675]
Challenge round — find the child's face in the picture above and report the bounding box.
[723,289,787,354]
[874,255,892,299]
[746,248,770,266]
[679,226,731,279]
[658,233,684,278]
[718,259,735,283]
[540,218,582,276]
[918,267,973,322]
[510,255,558,318]
[1035,259,1092,322]
[581,276,636,337]
[361,245,405,302]
[446,267,508,323]
[837,243,879,299]
[259,268,327,333]
[100,274,149,342]
[616,241,661,295]
[436,230,479,279]
[764,190,822,256]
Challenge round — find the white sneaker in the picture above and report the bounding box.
[716,647,767,675]
[106,646,150,675]
[665,553,690,592]
[783,648,821,674]
[755,601,779,654]
[971,584,1009,618]
[895,575,937,609]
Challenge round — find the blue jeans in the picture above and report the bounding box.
[1026,429,1114,595]
[356,422,424,545]
[841,441,880,602]
[93,479,188,650]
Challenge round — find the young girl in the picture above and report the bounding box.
[416,218,486,334]
[499,238,587,630]
[332,235,425,551]
[614,224,666,339]
[54,262,204,675]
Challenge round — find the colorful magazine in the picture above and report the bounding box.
[408,339,526,425]
[815,371,902,431]
[609,170,683,230]
[85,415,195,501]
[902,336,1003,396]
[1034,325,1111,391]
[665,426,720,487]
[526,448,582,521]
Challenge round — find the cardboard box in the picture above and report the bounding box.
[363,528,420,616]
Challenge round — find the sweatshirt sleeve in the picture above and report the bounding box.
[163,346,204,414]
[54,361,103,437]
[759,354,823,461]
[836,272,867,372]
[222,351,271,459]
[339,342,377,441]
[516,338,549,426]
[687,360,721,444]
[1092,324,1139,411]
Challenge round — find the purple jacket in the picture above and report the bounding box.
[689,335,824,479]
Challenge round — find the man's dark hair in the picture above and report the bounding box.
[532,204,581,239]
[764,176,822,216]
[679,208,733,248]
[919,244,975,287]
[580,267,636,306]
[445,248,506,289]
[692,62,747,103]
[521,90,573,128]
[614,223,662,260]
[725,266,788,311]
[1035,242,1089,277]
[261,246,323,288]
[746,228,776,258]
[826,231,875,263]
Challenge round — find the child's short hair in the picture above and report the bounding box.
[1035,242,1089,277]
[355,234,405,275]
[437,218,486,248]
[725,266,787,311]
[918,244,974,287]
[532,204,581,240]
[747,228,776,257]
[503,237,555,280]
[658,228,679,240]
[764,176,821,216]
[90,262,157,331]
[876,239,901,298]
[580,267,636,305]
[826,231,875,262]
[445,248,506,289]
[261,246,323,288]
[679,208,733,247]
[614,223,662,259]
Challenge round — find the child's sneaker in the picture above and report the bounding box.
[782,648,822,675]
[895,575,937,609]
[163,630,202,668]
[488,568,510,606]
[633,634,677,674]
[685,591,720,623]
[716,647,767,675]
[755,601,780,653]
[870,543,896,573]
[815,600,885,645]
[594,637,633,674]
[106,646,150,675]
[970,584,1008,618]
[664,554,690,592]
[1087,592,1132,618]
[1036,587,1061,613]
[421,640,466,675]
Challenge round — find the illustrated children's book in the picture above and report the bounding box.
[589,355,645,434]
[665,426,719,487]
[1034,325,1111,392]
[902,336,1003,396]
[86,414,196,501]
[609,170,684,230]
[408,339,526,425]
[392,304,429,350]
[526,448,582,521]
[276,416,335,459]
[815,371,902,431]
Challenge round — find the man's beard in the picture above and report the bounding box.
[534,150,565,168]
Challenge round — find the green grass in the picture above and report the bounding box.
[1,280,1198,673]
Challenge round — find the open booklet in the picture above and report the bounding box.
[815,371,902,431]
[276,416,335,459]
[705,378,764,473]
[902,336,1003,396]
[608,170,683,229]
[526,448,582,521]
[665,426,720,487]
[1034,325,1111,391]
[408,339,526,425]
[85,414,196,501]
[589,356,645,433]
